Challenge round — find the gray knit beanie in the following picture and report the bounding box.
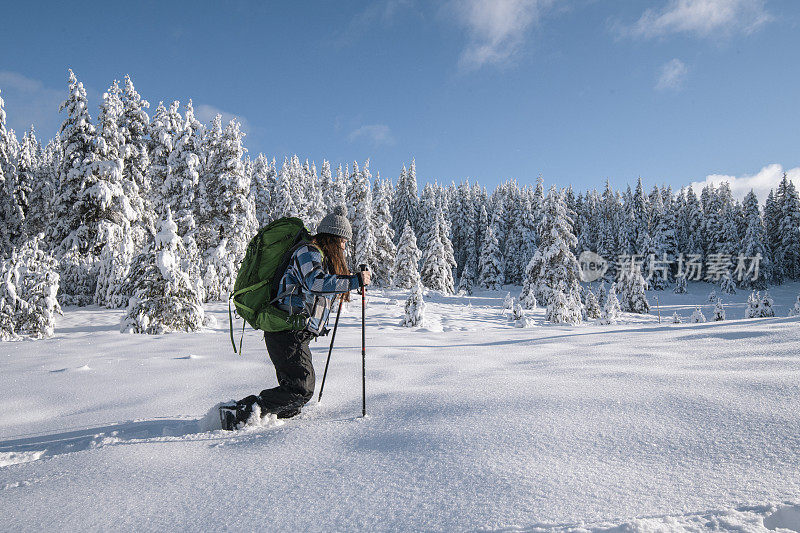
[316,205,352,241]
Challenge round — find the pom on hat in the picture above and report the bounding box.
[333,205,347,217]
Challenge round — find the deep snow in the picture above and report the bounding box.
[1,283,800,532]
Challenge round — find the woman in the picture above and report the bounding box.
[225,206,371,428]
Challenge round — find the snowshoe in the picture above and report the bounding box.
[219,403,239,431]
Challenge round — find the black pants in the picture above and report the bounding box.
[255,329,315,415]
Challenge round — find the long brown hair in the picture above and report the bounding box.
[312,233,351,302]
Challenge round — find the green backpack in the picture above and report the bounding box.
[227,217,317,353]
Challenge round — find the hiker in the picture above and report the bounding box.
[231,206,371,425]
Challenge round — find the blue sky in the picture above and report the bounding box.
[1,0,799,198]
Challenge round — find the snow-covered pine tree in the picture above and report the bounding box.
[512,302,529,328]
[691,306,706,323]
[250,153,275,226]
[196,118,256,300]
[420,209,455,294]
[776,174,800,280]
[202,238,237,302]
[546,280,582,324]
[163,101,202,237]
[272,156,300,220]
[744,291,760,319]
[391,161,419,240]
[304,161,326,229]
[618,265,649,314]
[713,299,725,321]
[759,291,775,317]
[584,288,601,318]
[599,283,621,324]
[401,280,425,327]
[456,261,475,295]
[719,272,736,295]
[11,127,39,244]
[372,178,396,287]
[346,161,376,271]
[120,75,153,249]
[597,281,607,308]
[478,218,503,290]
[417,183,437,255]
[0,234,61,339]
[121,207,204,334]
[503,292,514,311]
[94,219,135,308]
[671,311,682,324]
[53,70,131,306]
[707,289,717,303]
[523,186,582,309]
[319,160,335,213]
[740,190,769,289]
[393,220,422,289]
[673,273,688,294]
[789,295,800,317]
[24,133,57,240]
[0,88,21,255]
[148,101,177,216]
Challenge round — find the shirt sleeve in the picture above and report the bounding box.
[293,246,360,295]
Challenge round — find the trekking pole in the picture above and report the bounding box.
[359,264,368,417]
[317,297,343,403]
[655,295,661,324]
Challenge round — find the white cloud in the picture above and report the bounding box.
[624,0,772,39]
[656,58,688,91]
[690,163,800,203]
[348,124,395,146]
[194,103,250,134]
[0,71,64,138]
[449,0,555,70]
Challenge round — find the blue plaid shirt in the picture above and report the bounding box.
[275,244,360,335]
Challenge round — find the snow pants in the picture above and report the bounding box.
[257,329,316,416]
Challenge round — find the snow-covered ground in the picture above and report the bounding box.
[2,283,800,532]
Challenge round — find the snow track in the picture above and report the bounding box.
[2,286,800,531]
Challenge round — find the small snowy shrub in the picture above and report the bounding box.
[401,281,425,327]
[745,291,760,319]
[512,302,530,328]
[673,274,687,294]
[690,306,706,323]
[759,292,775,317]
[599,283,621,325]
[671,312,682,324]
[503,292,514,311]
[713,299,726,321]
[707,290,717,303]
[789,295,800,317]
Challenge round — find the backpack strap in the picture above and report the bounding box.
[269,240,324,305]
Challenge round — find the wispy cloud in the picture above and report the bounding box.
[656,58,688,91]
[690,163,800,203]
[194,103,250,134]
[332,0,413,47]
[448,0,556,71]
[621,0,772,39]
[0,71,65,138]
[348,124,396,147]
